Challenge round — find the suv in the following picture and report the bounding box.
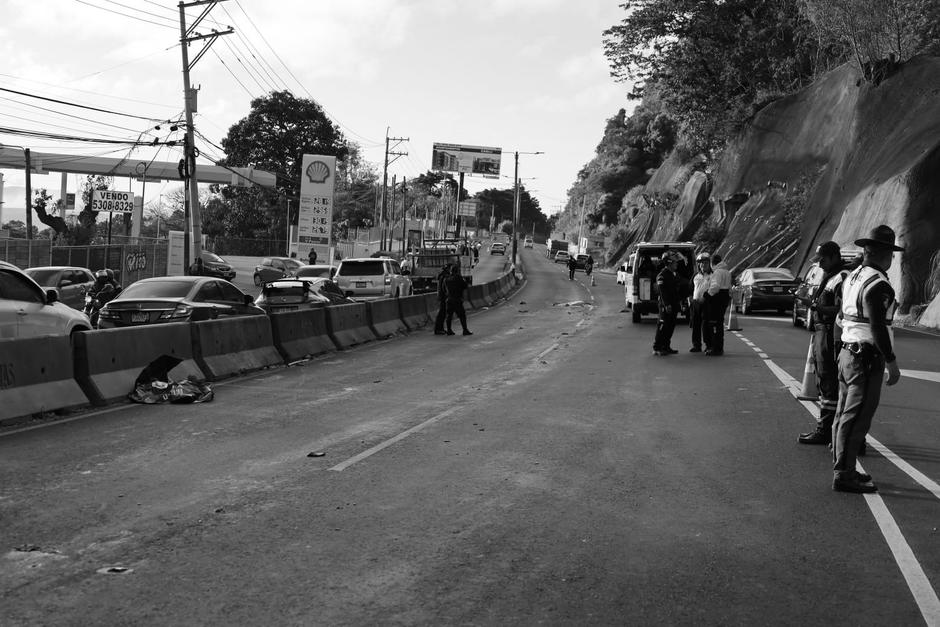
[553,251,571,264]
[254,257,303,285]
[0,261,92,339]
[334,258,413,299]
[490,243,506,255]
[622,242,696,323]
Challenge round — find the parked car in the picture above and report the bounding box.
[574,254,591,270]
[291,264,337,279]
[0,261,92,339]
[199,251,236,281]
[553,251,571,264]
[523,237,534,249]
[24,265,96,310]
[97,276,264,328]
[734,267,799,315]
[255,278,355,313]
[333,258,412,300]
[253,257,303,286]
[490,242,507,255]
[616,262,629,285]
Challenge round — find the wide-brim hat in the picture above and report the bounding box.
[854,225,904,251]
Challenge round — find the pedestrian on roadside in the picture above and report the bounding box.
[584,255,595,286]
[567,255,577,280]
[443,265,472,336]
[188,256,204,276]
[797,241,850,445]
[434,263,451,335]
[705,254,732,355]
[308,248,318,265]
[689,252,712,353]
[652,251,682,356]
[831,225,903,493]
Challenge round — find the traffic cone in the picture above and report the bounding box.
[797,340,818,401]
[725,304,741,331]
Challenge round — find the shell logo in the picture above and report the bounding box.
[305,160,331,184]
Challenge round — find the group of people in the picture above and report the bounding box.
[652,251,731,356]
[795,225,903,494]
[566,254,595,285]
[433,263,472,336]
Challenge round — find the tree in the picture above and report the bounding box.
[64,175,112,245]
[31,188,68,237]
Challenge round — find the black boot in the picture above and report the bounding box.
[798,427,831,445]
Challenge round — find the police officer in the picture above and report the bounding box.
[567,254,578,280]
[433,264,451,335]
[689,252,712,353]
[832,225,903,493]
[652,251,681,356]
[585,255,595,286]
[705,254,732,355]
[443,265,472,336]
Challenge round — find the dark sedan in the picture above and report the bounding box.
[254,278,355,314]
[734,267,799,315]
[200,251,236,281]
[24,266,96,310]
[97,276,264,328]
[253,257,303,285]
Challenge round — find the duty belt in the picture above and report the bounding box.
[842,342,873,355]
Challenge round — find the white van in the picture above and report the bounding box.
[622,242,696,323]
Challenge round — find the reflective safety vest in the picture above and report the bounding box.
[818,268,850,327]
[840,265,896,345]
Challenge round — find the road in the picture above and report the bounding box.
[2,245,938,625]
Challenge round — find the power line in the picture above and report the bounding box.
[0,72,178,110]
[0,125,178,146]
[0,96,156,135]
[210,49,256,99]
[73,0,178,29]
[0,87,164,122]
[100,0,177,25]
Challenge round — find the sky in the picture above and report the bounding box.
[0,0,633,226]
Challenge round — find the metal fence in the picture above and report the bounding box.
[0,237,169,284]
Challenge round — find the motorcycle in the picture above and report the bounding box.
[81,287,103,328]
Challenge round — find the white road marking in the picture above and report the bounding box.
[329,407,459,472]
[740,332,940,623]
[900,369,940,383]
[537,343,559,360]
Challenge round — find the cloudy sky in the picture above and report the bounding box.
[0,0,632,225]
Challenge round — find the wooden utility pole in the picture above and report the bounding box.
[178,0,232,269]
[380,130,408,250]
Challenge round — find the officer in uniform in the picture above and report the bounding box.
[652,251,681,356]
[443,265,472,336]
[689,252,712,353]
[433,264,451,335]
[832,225,903,493]
[705,254,732,355]
[798,241,851,445]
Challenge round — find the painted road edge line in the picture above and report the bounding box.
[537,343,559,360]
[329,407,459,472]
[735,331,940,623]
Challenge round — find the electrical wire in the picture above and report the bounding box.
[0,73,178,111]
[0,125,177,146]
[73,0,178,29]
[210,49,256,99]
[0,87,164,122]
[0,96,154,135]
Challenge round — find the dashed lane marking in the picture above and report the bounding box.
[734,331,940,624]
[900,369,940,383]
[537,343,559,360]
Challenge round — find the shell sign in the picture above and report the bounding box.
[297,154,336,258]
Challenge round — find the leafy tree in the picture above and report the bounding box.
[30,188,68,237]
[63,175,112,245]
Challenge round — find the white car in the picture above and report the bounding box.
[0,261,93,339]
[333,257,413,299]
[553,251,571,264]
[523,238,533,249]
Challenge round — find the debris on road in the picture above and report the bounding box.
[307,451,326,458]
[129,355,213,404]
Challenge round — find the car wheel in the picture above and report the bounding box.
[253,273,262,286]
[632,308,641,323]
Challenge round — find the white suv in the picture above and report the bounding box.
[334,257,413,299]
[0,261,92,339]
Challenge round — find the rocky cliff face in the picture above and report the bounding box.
[624,55,940,327]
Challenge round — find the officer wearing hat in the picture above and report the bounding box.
[798,241,852,445]
[652,251,682,356]
[689,252,712,352]
[832,225,903,493]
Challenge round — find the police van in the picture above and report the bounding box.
[622,241,696,323]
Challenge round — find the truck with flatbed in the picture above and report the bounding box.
[403,238,473,294]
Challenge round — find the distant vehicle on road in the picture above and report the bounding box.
[254,278,354,313]
[98,276,263,328]
[0,261,92,339]
[199,251,236,281]
[254,257,302,286]
[553,251,571,264]
[734,267,799,315]
[24,265,95,310]
[490,242,507,255]
[546,239,568,259]
[333,258,412,300]
[523,237,534,249]
[574,254,591,270]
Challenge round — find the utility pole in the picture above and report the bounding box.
[178,0,233,269]
[512,152,519,262]
[400,176,407,257]
[390,174,397,251]
[24,148,32,247]
[380,130,408,250]
[577,196,587,254]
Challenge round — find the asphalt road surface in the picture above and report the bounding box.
[2,245,938,625]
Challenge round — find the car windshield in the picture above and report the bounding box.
[296,266,331,278]
[24,269,59,285]
[338,261,385,276]
[120,280,193,299]
[285,259,302,270]
[202,252,225,263]
[753,270,794,281]
[262,285,307,300]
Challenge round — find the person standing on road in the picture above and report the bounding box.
[188,256,204,276]
[308,248,318,265]
[831,225,903,494]
[584,255,595,286]
[443,265,472,336]
[689,252,712,353]
[652,252,682,356]
[705,254,732,356]
[567,255,577,280]
[798,241,850,445]
[434,264,451,335]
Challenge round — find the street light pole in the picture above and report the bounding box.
[509,150,543,265]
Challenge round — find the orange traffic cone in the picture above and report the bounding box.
[797,340,818,401]
[725,304,741,331]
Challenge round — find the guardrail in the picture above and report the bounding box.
[0,267,523,424]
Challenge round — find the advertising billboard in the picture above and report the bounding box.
[431,143,502,178]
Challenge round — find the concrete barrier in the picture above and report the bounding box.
[269,308,339,363]
[467,284,487,309]
[0,336,90,421]
[425,293,446,330]
[398,294,431,331]
[73,323,204,405]
[192,315,283,380]
[325,302,378,348]
[367,298,408,338]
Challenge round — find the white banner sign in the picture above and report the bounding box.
[431,143,502,178]
[297,154,335,260]
[91,189,135,213]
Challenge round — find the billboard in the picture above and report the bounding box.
[431,143,501,178]
[297,154,336,261]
